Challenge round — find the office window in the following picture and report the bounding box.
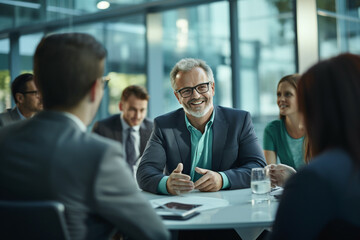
[51,15,146,124]
[105,16,146,114]
[238,0,296,117]
[317,0,360,58]
[20,33,44,72]
[0,38,10,112]
[158,1,232,114]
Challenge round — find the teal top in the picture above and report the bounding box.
[263,119,305,170]
[157,110,230,194]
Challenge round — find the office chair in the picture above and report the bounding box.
[0,200,70,240]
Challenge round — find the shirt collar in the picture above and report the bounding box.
[120,113,141,131]
[16,107,26,120]
[60,111,87,132]
[185,108,215,132]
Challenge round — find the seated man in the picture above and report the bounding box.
[0,33,169,240]
[93,85,153,175]
[137,58,266,195]
[0,73,43,127]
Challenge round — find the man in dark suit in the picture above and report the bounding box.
[137,58,266,195]
[93,85,153,175]
[0,73,42,127]
[0,33,169,240]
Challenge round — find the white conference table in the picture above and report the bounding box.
[142,188,279,240]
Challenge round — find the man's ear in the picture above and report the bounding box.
[90,80,98,102]
[15,93,24,104]
[211,81,215,96]
[119,101,123,111]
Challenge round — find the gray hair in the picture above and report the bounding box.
[170,58,214,90]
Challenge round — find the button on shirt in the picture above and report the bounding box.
[157,109,230,194]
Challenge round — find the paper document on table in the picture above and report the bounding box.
[150,196,229,212]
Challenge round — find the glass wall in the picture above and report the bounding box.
[20,33,44,72]
[159,1,231,114]
[0,0,164,32]
[238,0,296,141]
[1,0,359,133]
[50,14,146,126]
[0,38,10,112]
[317,0,360,58]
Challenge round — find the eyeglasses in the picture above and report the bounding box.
[101,76,110,88]
[21,90,39,97]
[176,82,212,98]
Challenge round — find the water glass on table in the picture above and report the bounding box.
[251,167,271,204]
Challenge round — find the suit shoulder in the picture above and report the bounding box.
[217,106,248,115]
[81,131,122,151]
[96,114,120,124]
[143,118,153,125]
[154,108,183,123]
[216,106,250,122]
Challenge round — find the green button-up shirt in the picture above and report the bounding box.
[157,109,230,194]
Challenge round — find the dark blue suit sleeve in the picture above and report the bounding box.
[223,112,266,189]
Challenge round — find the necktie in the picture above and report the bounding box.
[126,128,137,168]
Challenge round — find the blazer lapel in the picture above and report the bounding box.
[212,107,228,171]
[173,110,192,174]
[139,123,151,155]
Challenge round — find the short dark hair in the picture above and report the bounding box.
[277,74,301,120]
[33,33,107,109]
[11,73,34,103]
[298,53,360,165]
[120,85,149,102]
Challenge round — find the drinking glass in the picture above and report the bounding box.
[251,168,271,204]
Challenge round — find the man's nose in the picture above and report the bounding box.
[192,88,201,98]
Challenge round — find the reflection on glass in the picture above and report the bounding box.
[238,0,296,143]
[239,0,296,117]
[49,14,146,120]
[0,38,10,112]
[20,33,44,71]
[160,1,232,114]
[317,0,360,59]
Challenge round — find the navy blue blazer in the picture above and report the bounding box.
[137,106,266,193]
[92,114,153,156]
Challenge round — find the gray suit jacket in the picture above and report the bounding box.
[137,106,266,193]
[0,107,21,127]
[92,114,153,157]
[0,111,169,240]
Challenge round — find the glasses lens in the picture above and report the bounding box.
[196,83,209,93]
[180,88,192,98]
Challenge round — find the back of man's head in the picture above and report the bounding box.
[11,73,34,104]
[33,33,106,110]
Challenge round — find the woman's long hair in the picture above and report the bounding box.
[298,53,360,165]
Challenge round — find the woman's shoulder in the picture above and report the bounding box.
[264,119,283,131]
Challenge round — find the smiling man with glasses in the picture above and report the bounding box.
[137,58,266,195]
[0,73,43,127]
[137,58,265,239]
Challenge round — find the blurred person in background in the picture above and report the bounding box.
[0,73,42,127]
[93,85,153,176]
[263,74,306,187]
[269,53,360,239]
